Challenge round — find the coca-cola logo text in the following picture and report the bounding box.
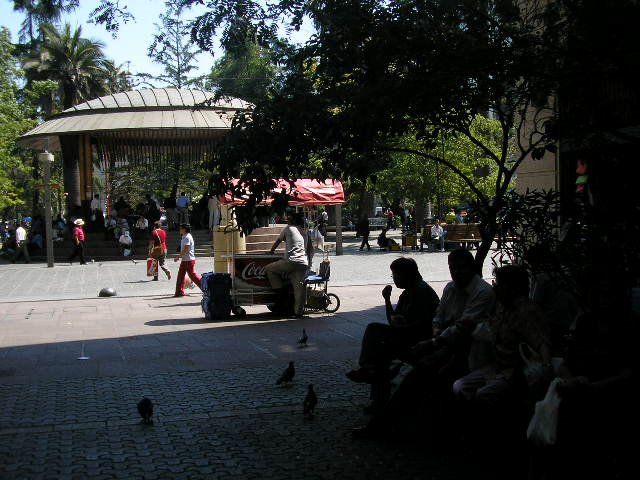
[240,261,267,280]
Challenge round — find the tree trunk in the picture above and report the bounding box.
[474,220,498,277]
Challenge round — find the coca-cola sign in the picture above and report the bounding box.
[241,262,266,280]
[234,255,278,287]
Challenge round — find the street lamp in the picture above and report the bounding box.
[38,151,55,267]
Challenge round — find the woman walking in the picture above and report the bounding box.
[173,223,201,297]
[148,221,171,281]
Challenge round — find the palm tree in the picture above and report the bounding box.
[23,22,110,210]
[102,60,133,94]
[12,0,79,42]
[24,23,109,110]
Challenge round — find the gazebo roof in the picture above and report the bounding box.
[19,88,250,151]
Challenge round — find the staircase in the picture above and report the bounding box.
[243,225,284,252]
[29,226,285,263]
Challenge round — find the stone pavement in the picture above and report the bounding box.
[0,235,506,479]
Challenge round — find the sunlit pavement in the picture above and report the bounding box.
[0,233,502,479]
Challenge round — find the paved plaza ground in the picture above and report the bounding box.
[0,232,507,479]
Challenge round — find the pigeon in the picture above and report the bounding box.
[303,384,317,419]
[137,397,153,424]
[276,361,295,386]
[297,329,308,347]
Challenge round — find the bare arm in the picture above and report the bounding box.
[269,238,282,254]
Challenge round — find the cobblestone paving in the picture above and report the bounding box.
[0,236,504,479]
[0,361,495,480]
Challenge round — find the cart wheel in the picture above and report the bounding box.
[233,306,247,318]
[323,293,340,313]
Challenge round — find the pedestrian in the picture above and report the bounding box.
[12,220,30,263]
[358,214,371,251]
[163,192,177,230]
[148,221,171,281]
[176,192,190,225]
[173,223,201,297]
[68,218,87,265]
[318,208,328,238]
[208,194,220,230]
[386,208,395,229]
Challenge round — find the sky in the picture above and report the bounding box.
[0,0,313,83]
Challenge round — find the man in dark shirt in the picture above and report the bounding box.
[346,257,440,406]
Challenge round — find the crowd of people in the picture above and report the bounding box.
[344,251,635,479]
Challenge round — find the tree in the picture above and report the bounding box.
[12,0,79,42]
[88,0,640,281]
[0,28,32,213]
[144,0,203,88]
[374,116,502,220]
[206,39,276,103]
[23,22,110,110]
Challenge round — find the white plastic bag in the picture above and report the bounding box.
[527,378,561,446]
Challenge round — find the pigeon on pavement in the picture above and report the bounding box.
[297,329,308,347]
[303,384,317,419]
[276,361,295,386]
[137,397,153,424]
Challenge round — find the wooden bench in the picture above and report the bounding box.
[419,223,481,251]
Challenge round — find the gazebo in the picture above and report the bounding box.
[19,88,250,216]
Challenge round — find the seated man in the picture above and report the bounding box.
[118,230,133,256]
[352,248,495,438]
[265,212,311,318]
[135,215,148,232]
[377,227,398,250]
[346,257,440,409]
[453,264,551,405]
[104,214,117,240]
[430,219,446,252]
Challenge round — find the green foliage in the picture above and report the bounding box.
[375,116,502,215]
[108,157,210,209]
[22,22,110,109]
[206,39,276,103]
[0,27,35,213]
[12,0,80,42]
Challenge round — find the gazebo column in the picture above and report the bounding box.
[60,135,81,215]
[80,134,93,214]
[60,134,93,219]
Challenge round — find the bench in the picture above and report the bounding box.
[419,223,481,251]
[368,217,388,230]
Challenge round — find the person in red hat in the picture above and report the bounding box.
[68,218,87,265]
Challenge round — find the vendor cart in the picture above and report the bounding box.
[204,179,344,319]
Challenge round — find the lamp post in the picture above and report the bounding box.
[38,151,55,267]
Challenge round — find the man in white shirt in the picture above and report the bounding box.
[13,221,30,263]
[265,212,310,317]
[430,219,446,252]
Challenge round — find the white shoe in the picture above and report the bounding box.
[440,249,445,252]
